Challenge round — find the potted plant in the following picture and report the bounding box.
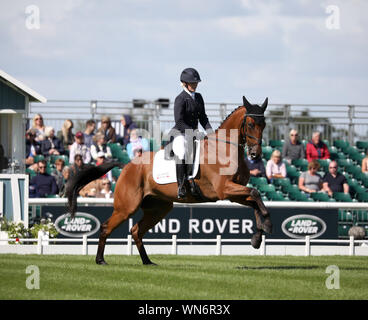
[0,217,9,245]
[29,218,58,245]
[0,217,28,244]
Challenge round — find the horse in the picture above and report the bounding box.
[66,96,272,265]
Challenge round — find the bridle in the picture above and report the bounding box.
[240,113,265,149]
[206,112,265,149]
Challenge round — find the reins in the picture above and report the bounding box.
[207,112,265,149]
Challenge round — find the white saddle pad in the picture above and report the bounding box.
[153,140,201,184]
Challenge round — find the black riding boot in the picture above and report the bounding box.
[176,161,187,199]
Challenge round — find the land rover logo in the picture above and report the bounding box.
[55,212,100,237]
[281,214,327,239]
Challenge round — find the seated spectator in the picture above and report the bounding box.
[245,149,266,178]
[51,158,65,191]
[57,119,74,151]
[282,129,305,164]
[118,114,137,147]
[298,159,323,194]
[59,166,71,197]
[322,161,349,197]
[83,119,96,149]
[79,179,102,198]
[25,128,42,168]
[126,129,149,160]
[70,154,86,177]
[96,178,114,199]
[98,116,116,143]
[362,149,368,173]
[41,126,64,157]
[96,152,113,181]
[306,131,330,162]
[90,133,112,161]
[266,150,287,181]
[29,160,58,197]
[69,131,91,164]
[31,113,46,141]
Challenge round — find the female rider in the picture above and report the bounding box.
[171,67,213,199]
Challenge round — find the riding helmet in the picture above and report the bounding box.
[180,68,201,83]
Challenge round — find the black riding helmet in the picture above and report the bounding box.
[180,68,201,83]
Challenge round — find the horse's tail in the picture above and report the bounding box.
[65,161,124,218]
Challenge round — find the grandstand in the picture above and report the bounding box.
[18,100,368,240]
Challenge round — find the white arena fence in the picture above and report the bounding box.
[1,199,368,256]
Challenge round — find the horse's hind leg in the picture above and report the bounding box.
[96,199,143,265]
[131,198,173,265]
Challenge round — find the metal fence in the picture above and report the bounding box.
[28,100,368,145]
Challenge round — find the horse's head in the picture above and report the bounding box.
[241,96,268,160]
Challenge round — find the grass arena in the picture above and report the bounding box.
[1,254,368,300]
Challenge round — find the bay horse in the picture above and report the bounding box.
[66,96,272,265]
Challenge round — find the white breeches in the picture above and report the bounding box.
[172,135,186,160]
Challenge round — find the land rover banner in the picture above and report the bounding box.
[42,206,338,240]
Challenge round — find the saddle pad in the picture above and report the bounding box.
[153,140,200,184]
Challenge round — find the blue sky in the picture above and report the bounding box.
[1,0,368,105]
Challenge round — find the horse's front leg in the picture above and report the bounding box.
[219,180,273,235]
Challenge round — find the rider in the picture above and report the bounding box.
[171,67,213,199]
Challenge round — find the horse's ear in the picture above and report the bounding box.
[261,97,268,111]
[243,96,252,108]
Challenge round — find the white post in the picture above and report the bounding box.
[305,236,310,256]
[37,232,42,255]
[171,235,177,255]
[216,235,222,256]
[260,235,266,256]
[349,236,355,256]
[126,235,132,255]
[82,235,88,255]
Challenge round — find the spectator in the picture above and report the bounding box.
[96,178,114,199]
[31,114,46,141]
[69,131,91,164]
[83,119,96,148]
[51,158,65,191]
[266,150,287,181]
[282,129,305,164]
[245,149,266,178]
[70,154,85,177]
[59,166,71,197]
[118,114,137,147]
[41,126,64,157]
[126,129,149,160]
[90,133,112,161]
[298,159,323,194]
[29,160,58,197]
[306,131,330,162]
[79,179,102,198]
[25,129,41,168]
[57,119,74,151]
[362,149,368,173]
[96,151,113,181]
[98,116,116,143]
[322,161,349,197]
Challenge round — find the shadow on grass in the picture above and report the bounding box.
[236,265,319,270]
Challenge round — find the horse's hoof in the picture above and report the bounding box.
[262,219,273,234]
[96,259,108,265]
[143,261,157,266]
[251,233,262,249]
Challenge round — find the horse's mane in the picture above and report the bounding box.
[217,105,245,130]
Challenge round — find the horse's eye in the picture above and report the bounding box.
[248,123,255,129]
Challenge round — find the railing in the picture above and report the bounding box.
[28,100,368,145]
[1,235,367,256]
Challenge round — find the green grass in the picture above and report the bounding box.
[0,254,367,300]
